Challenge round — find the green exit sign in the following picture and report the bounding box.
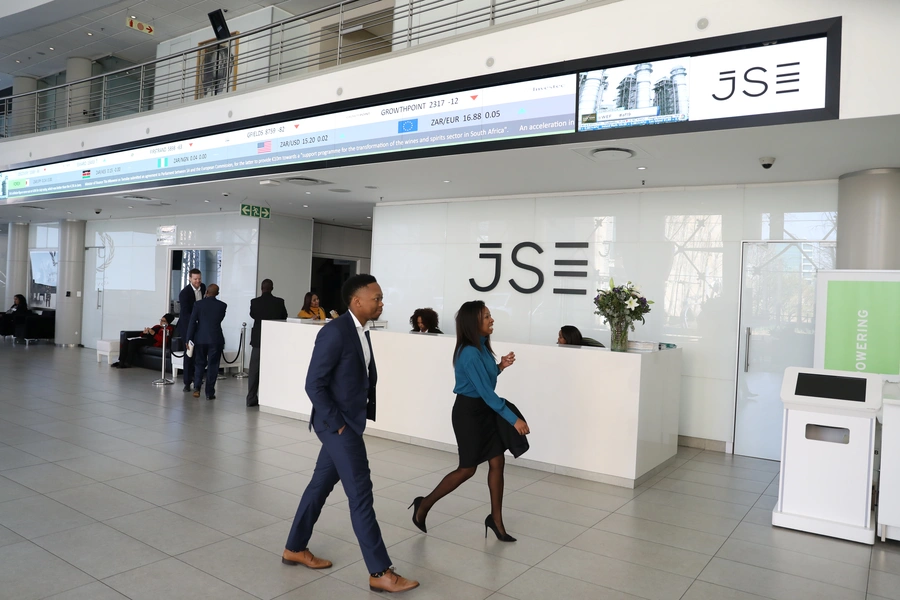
[240,203,270,219]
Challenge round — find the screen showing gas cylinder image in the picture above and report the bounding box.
[578,57,690,131]
[29,250,58,309]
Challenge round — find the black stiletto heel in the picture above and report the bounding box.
[408,497,427,533]
[484,515,516,542]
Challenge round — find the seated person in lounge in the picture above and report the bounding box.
[297,292,332,320]
[113,313,175,368]
[410,307,443,334]
[0,294,30,338]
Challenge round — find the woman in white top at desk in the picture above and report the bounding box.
[297,292,328,320]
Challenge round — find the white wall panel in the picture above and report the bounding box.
[81,213,258,357]
[371,180,838,442]
[257,214,313,317]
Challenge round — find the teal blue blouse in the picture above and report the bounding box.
[453,338,518,425]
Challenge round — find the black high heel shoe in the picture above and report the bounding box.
[484,515,516,542]
[408,497,427,533]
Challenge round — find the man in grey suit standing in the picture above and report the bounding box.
[185,284,227,400]
[247,279,287,407]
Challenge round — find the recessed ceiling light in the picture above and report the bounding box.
[367,216,372,219]
[15,60,20,63]
[637,166,647,170]
[302,204,309,208]
[127,206,133,209]
[305,191,311,195]
[442,180,451,183]
[130,15,136,19]
[204,199,210,203]
[17,215,22,218]
[87,32,93,36]
[66,211,72,214]
[49,47,54,51]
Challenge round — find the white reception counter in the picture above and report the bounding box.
[260,321,682,487]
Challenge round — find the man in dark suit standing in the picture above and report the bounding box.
[185,283,227,401]
[177,268,206,392]
[283,274,419,594]
[247,278,287,407]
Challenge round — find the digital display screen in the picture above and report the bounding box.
[577,37,827,132]
[578,57,691,131]
[794,372,867,403]
[0,75,577,201]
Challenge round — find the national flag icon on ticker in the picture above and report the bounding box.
[398,119,418,133]
[157,158,168,168]
[257,141,272,154]
[82,170,91,178]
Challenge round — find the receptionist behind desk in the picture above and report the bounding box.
[297,292,330,320]
[410,307,443,334]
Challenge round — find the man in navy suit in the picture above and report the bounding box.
[185,283,227,400]
[177,269,206,392]
[283,274,419,594]
[247,278,288,407]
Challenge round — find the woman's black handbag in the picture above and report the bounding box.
[496,401,530,458]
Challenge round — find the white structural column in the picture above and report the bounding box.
[66,57,93,126]
[635,63,653,109]
[837,168,900,269]
[5,223,29,308]
[56,219,86,346]
[10,76,37,136]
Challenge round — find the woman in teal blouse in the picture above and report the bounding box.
[409,300,529,542]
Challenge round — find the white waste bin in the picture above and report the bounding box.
[772,367,882,544]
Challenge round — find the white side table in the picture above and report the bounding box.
[97,339,120,364]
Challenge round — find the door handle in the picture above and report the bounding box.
[744,327,751,372]
[96,288,102,309]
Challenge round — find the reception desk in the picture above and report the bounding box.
[260,321,681,487]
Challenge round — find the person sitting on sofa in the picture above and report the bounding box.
[113,313,175,368]
[0,294,29,338]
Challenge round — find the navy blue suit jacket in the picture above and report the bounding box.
[177,283,206,339]
[305,311,376,436]
[185,297,227,346]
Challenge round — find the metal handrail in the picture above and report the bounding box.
[0,0,580,140]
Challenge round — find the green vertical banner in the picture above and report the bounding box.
[824,281,900,374]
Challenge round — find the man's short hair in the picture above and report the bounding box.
[261,279,273,293]
[189,268,201,277]
[206,283,220,296]
[341,274,377,307]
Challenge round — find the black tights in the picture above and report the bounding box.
[416,453,508,534]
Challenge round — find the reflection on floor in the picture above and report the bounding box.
[0,344,898,599]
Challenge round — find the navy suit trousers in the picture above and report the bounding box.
[194,343,223,397]
[285,428,390,573]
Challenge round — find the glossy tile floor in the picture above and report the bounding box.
[1,346,899,600]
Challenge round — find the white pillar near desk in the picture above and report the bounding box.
[259,320,682,488]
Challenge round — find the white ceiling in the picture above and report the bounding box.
[0,0,334,83]
[2,114,899,230]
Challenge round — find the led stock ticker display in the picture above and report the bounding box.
[0,31,832,202]
[0,75,577,200]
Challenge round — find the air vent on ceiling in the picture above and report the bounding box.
[589,148,636,161]
[21,205,46,210]
[329,188,352,193]
[119,195,153,202]
[285,177,331,186]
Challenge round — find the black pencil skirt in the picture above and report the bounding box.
[452,394,506,468]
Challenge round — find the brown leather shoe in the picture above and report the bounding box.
[281,548,332,569]
[369,568,419,593]
[192,390,201,398]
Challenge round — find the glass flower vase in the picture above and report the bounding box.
[609,322,629,352]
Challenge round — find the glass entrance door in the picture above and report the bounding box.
[733,241,836,460]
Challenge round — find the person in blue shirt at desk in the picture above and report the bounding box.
[408,300,529,542]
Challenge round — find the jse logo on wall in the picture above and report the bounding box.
[469,241,590,295]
